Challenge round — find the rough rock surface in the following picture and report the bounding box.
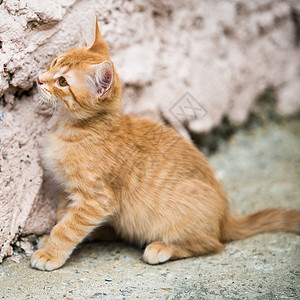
[1,0,300,261]
[0,111,56,262]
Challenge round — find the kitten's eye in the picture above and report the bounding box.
[50,58,57,68]
[57,76,68,87]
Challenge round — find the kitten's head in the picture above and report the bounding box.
[37,18,121,120]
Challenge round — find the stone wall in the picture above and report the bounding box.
[1,0,300,262]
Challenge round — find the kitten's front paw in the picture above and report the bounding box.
[37,235,49,249]
[31,249,66,271]
[143,242,172,264]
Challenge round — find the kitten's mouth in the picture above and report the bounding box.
[37,86,58,115]
[39,86,53,103]
[37,88,58,115]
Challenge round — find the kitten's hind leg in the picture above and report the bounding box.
[143,241,173,264]
[143,238,224,264]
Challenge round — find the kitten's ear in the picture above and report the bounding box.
[88,16,109,56]
[89,60,113,98]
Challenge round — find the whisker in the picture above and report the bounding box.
[34,96,45,112]
[52,100,57,117]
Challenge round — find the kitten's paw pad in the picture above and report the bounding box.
[37,235,49,249]
[143,242,172,265]
[31,249,65,271]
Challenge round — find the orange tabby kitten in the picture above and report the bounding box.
[31,19,300,271]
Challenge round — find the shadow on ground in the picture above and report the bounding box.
[1,118,299,299]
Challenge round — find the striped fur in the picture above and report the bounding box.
[31,19,300,271]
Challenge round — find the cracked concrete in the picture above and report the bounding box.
[0,117,299,299]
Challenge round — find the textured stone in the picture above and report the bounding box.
[0,112,51,262]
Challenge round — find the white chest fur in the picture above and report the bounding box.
[40,132,104,193]
[40,134,69,184]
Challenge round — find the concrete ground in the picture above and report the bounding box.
[1,118,300,299]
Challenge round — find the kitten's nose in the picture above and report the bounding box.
[37,75,43,85]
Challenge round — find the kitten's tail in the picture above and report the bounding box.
[221,207,300,242]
